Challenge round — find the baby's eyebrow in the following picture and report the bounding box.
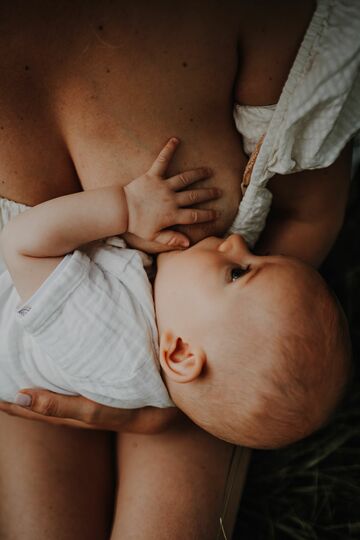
[243,266,261,286]
[240,261,273,287]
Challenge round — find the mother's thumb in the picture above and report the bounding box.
[15,390,61,417]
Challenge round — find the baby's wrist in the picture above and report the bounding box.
[115,184,131,234]
[123,183,140,236]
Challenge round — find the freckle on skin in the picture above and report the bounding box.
[106,68,110,73]
[98,25,103,31]
[25,65,29,71]
[182,61,188,68]
[190,117,194,123]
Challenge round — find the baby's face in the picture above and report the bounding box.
[155,234,302,342]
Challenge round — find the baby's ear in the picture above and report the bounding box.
[159,331,206,383]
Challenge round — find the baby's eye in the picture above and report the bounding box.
[230,266,250,281]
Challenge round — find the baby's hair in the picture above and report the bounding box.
[242,299,352,449]
[226,285,351,448]
[182,264,352,449]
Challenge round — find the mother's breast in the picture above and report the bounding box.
[0,61,82,204]
[0,0,247,228]
[54,23,246,239]
[57,84,246,241]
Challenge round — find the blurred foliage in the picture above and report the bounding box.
[234,163,360,540]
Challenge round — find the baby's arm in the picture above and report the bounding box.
[255,144,352,267]
[1,185,129,301]
[1,138,217,301]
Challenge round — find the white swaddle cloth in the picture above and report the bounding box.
[230,0,360,247]
[0,198,173,407]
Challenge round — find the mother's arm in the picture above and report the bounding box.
[255,143,352,268]
[0,393,181,433]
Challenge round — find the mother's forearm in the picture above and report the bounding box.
[124,407,181,434]
[255,215,344,268]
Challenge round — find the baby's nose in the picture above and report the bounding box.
[218,234,249,255]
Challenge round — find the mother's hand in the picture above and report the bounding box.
[0,390,180,433]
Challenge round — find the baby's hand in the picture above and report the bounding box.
[123,138,219,247]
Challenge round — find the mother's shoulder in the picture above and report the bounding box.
[235,0,316,106]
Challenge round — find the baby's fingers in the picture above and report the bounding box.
[167,167,212,191]
[176,187,221,207]
[175,208,219,225]
[148,138,180,177]
[153,230,190,249]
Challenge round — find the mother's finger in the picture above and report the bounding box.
[14,390,100,424]
[148,137,180,177]
[167,167,212,191]
[0,400,93,429]
[176,187,221,207]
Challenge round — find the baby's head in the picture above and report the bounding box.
[154,234,351,448]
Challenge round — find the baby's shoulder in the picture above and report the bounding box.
[84,239,157,326]
[85,238,151,279]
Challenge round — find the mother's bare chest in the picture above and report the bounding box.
[0,1,244,208]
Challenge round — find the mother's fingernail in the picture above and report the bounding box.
[15,393,32,407]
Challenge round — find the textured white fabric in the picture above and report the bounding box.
[234,105,277,156]
[230,0,360,247]
[0,199,173,408]
[0,198,28,274]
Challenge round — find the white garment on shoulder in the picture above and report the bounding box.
[230,0,360,247]
[0,197,28,274]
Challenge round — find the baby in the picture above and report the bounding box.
[0,139,351,449]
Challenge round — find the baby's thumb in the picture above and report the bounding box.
[154,231,190,249]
